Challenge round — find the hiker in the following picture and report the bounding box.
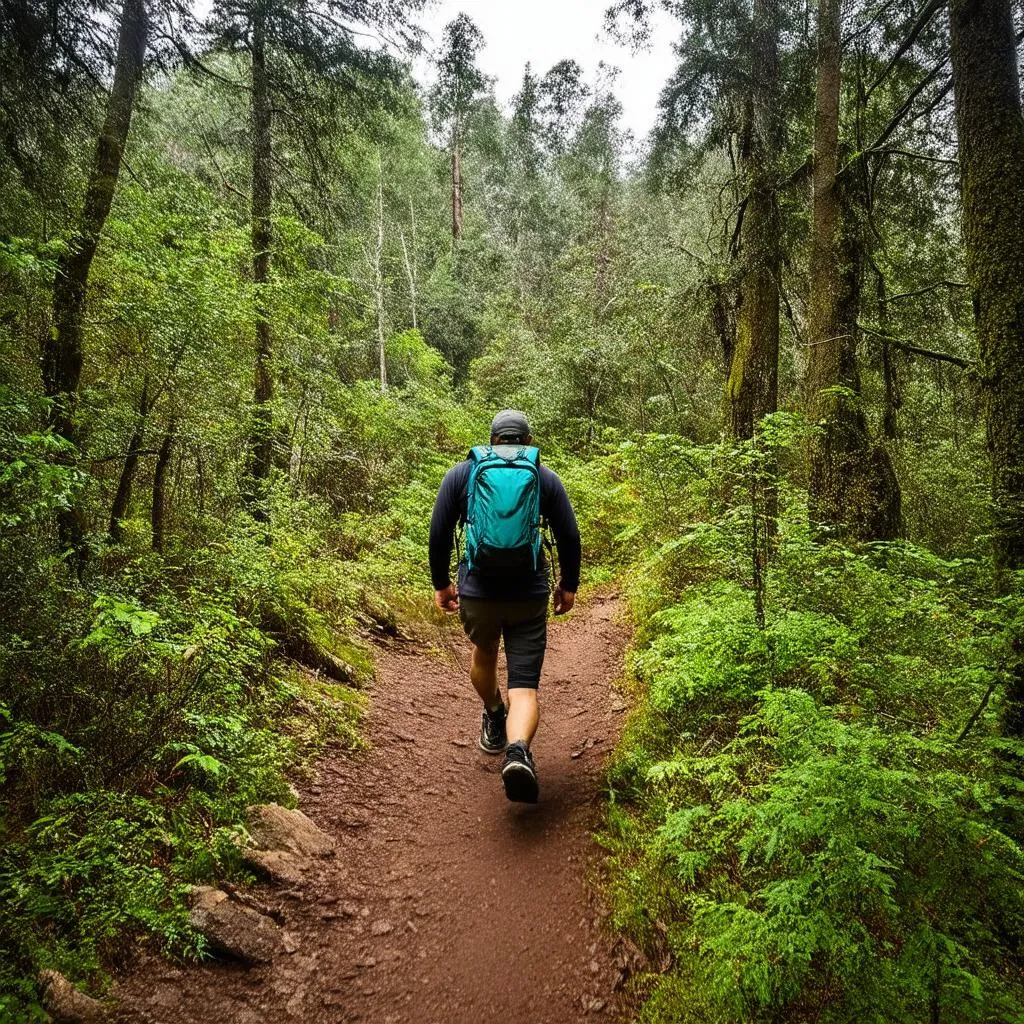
[429,409,582,803]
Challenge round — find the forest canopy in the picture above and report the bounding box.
[2,0,1024,1019]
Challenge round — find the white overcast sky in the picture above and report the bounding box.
[412,0,679,145]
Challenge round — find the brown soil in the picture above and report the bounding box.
[113,594,632,1024]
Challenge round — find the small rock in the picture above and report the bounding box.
[188,886,279,964]
[246,803,335,858]
[38,970,106,1023]
[242,847,309,886]
[589,959,600,974]
[370,919,394,936]
[355,957,377,968]
[285,986,306,1017]
[147,985,182,1009]
[282,931,300,954]
[451,739,469,748]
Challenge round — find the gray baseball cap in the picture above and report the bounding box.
[490,408,531,440]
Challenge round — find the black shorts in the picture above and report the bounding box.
[459,595,548,689]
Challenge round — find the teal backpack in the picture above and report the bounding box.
[463,444,543,573]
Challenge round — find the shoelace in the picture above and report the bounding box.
[505,743,531,766]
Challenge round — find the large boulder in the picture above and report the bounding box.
[38,970,106,1023]
[240,804,334,884]
[188,886,279,964]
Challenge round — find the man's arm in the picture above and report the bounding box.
[429,462,469,610]
[542,468,581,613]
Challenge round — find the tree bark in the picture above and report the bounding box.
[710,280,736,370]
[806,0,901,541]
[108,375,150,543]
[949,0,1024,573]
[727,0,781,440]
[43,0,147,554]
[151,419,175,553]
[451,132,463,241]
[373,151,388,391]
[248,7,275,492]
[400,196,418,329]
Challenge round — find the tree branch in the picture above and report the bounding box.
[888,280,968,301]
[880,147,958,166]
[865,0,947,99]
[863,58,950,155]
[860,322,973,367]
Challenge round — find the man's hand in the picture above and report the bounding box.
[434,583,460,613]
[553,587,576,615]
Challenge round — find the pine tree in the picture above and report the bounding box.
[431,13,486,244]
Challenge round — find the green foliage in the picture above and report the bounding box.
[603,434,1024,1022]
[0,368,463,1009]
[0,0,1003,1015]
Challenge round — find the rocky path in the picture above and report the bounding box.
[114,594,632,1024]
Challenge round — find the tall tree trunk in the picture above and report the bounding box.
[373,150,388,391]
[43,0,147,555]
[400,196,418,329]
[710,280,736,370]
[949,0,1024,573]
[727,0,781,440]
[451,131,463,242]
[872,265,901,439]
[595,178,611,315]
[108,375,149,543]
[151,419,175,554]
[806,0,900,540]
[248,7,274,492]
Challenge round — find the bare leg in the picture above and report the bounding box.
[470,643,501,710]
[506,688,539,746]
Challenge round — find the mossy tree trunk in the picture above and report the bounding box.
[949,0,1024,574]
[806,0,901,541]
[43,0,147,556]
[151,418,175,554]
[108,375,150,543]
[451,131,463,242]
[727,0,781,441]
[248,6,275,495]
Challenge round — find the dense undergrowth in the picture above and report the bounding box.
[597,424,1024,1022]
[0,366,483,1018]
[6,389,1020,1024]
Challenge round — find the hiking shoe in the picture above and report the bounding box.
[479,701,507,754]
[501,741,539,803]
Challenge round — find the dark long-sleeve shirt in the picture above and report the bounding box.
[429,458,582,600]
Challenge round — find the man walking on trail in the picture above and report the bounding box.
[429,409,581,804]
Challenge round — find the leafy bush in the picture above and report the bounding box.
[603,434,1024,1022]
[0,369,472,1012]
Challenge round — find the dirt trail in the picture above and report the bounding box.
[114,594,631,1024]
